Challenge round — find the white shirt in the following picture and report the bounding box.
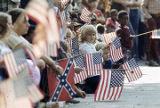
[79,42,97,55]
[0,40,11,55]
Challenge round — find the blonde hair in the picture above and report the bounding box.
[80,24,97,43]
[102,44,111,53]
[0,12,11,37]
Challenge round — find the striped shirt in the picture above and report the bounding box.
[142,0,160,19]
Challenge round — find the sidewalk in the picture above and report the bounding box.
[68,61,160,108]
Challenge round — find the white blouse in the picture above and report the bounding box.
[79,42,97,55]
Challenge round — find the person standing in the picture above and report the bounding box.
[142,0,160,66]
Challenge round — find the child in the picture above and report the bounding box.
[102,45,112,69]
[79,24,100,94]
[116,10,133,63]
[106,9,119,33]
[96,24,105,42]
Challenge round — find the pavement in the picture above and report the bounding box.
[67,61,160,108]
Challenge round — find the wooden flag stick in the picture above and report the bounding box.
[55,54,82,62]
[130,30,156,38]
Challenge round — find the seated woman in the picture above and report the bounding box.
[0,12,13,81]
[0,12,41,85]
[79,24,100,94]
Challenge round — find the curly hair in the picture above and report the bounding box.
[80,24,97,43]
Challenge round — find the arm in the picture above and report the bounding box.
[74,85,86,98]
[114,0,141,7]
[40,55,63,75]
[142,0,152,19]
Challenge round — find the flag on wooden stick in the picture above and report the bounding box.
[95,69,125,101]
[122,58,142,82]
[26,0,60,57]
[3,48,27,78]
[110,37,124,62]
[103,32,117,45]
[74,55,88,84]
[80,8,92,23]
[85,53,103,76]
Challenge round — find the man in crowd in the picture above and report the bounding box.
[142,0,160,66]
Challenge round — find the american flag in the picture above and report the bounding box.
[26,0,60,57]
[47,59,75,101]
[45,42,58,57]
[110,37,124,62]
[26,0,48,25]
[103,32,117,45]
[67,37,79,53]
[3,48,27,78]
[151,29,160,39]
[80,7,92,23]
[73,55,88,84]
[85,53,103,76]
[122,58,142,82]
[32,24,47,58]
[0,71,33,108]
[71,49,80,56]
[27,84,44,103]
[45,8,60,57]
[95,69,125,101]
[16,66,44,103]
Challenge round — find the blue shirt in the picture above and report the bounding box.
[103,59,112,69]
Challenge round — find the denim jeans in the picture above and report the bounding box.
[129,9,140,59]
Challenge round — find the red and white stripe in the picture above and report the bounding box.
[110,44,124,62]
[103,32,117,45]
[27,84,44,103]
[80,8,91,23]
[46,9,60,44]
[122,62,142,82]
[27,1,60,57]
[74,69,88,84]
[32,24,47,58]
[26,0,48,25]
[3,52,27,78]
[45,42,58,57]
[85,54,102,76]
[95,70,123,101]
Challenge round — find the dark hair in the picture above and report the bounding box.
[110,9,118,15]
[70,13,78,20]
[118,10,128,19]
[0,12,11,36]
[88,0,97,3]
[7,8,25,24]
[23,25,36,43]
[97,25,105,34]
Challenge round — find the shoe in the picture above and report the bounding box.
[148,60,159,66]
[66,99,80,104]
[156,60,160,65]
